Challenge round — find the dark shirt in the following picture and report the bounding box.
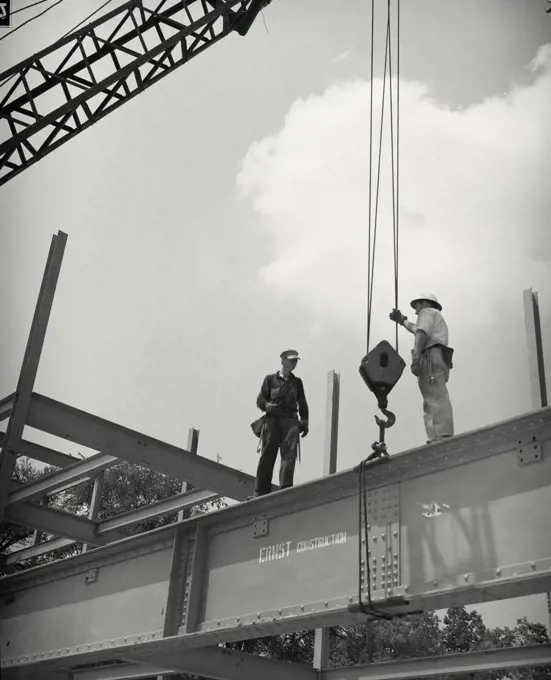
[256,371,309,422]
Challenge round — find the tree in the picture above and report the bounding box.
[442,606,488,654]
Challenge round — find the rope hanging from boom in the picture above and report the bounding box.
[360,0,404,458]
[350,0,413,622]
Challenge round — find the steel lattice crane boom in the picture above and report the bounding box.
[0,0,272,187]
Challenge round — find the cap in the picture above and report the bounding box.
[280,349,301,361]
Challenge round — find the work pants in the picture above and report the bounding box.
[418,347,454,443]
[254,416,300,496]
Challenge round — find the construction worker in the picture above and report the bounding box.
[254,349,309,496]
[390,294,454,443]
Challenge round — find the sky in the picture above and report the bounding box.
[1,0,551,632]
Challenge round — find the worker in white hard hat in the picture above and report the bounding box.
[390,294,454,443]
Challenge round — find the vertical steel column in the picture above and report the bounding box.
[314,370,340,673]
[29,495,49,567]
[182,523,209,634]
[82,472,105,553]
[523,288,550,635]
[156,526,192,680]
[178,428,199,521]
[0,231,67,522]
[157,428,199,680]
[523,289,548,409]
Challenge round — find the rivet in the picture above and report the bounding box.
[217,621,220,626]
[464,574,469,582]
[404,585,409,592]
[372,557,377,563]
[278,609,282,614]
[257,613,261,618]
[373,536,377,542]
[496,568,501,576]
[349,596,353,602]
[433,580,438,587]
[531,562,536,570]
[324,601,328,607]
[393,553,398,559]
[301,605,304,611]
[237,617,240,622]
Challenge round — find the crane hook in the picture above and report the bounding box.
[374,405,396,430]
[366,405,396,461]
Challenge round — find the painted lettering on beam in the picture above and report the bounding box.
[259,541,292,563]
[258,532,347,564]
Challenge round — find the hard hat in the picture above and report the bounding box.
[281,349,301,361]
[410,293,442,311]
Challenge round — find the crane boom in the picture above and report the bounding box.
[0,0,272,187]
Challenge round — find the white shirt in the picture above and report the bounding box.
[404,308,449,347]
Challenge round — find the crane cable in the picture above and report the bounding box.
[365,0,400,357]
[358,0,403,621]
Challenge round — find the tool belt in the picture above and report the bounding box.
[424,343,454,369]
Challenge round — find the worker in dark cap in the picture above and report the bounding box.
[254,349,309,496]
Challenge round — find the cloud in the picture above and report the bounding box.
[236,43,551,344]
[332,49,353,64]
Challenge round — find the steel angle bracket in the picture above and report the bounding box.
[252,517,268,538]
[517,440,544,466]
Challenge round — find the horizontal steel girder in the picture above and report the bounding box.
[0,431,80,468]
[2,487,219,566]
[0,0,267,186]
[25,392,259,500]
[2,645,317,680]
[39,644,551,680]
[1,404,551,672]
[323,644,551,680]
[3,502,127,545]
[0,393,14,422]
[7,452,117,505]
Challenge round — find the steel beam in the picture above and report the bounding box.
[6,453,116,505]
[0,434,80,468]
[314,370,340,673]
[0,232,67,522]
[523,289,550,634]
[65,644,551,680]
[178,428,199,522]
[323,644,551,680]
[524,289,548,409]
[1,403,551,671]
[83,472,105,552]
[0,393,14,422]
[2,487,218,566]
[98,487,218,534]
[3,502,127,545]
[26,393,260,500]
[2,645,316,680]
[2,535,75,567]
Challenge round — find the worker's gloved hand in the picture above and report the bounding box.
[411,351,422,377]
[390,308,406,325]
[265,402,278,414]
[300,420,309,437]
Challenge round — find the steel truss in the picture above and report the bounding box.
[0,0,272,186]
